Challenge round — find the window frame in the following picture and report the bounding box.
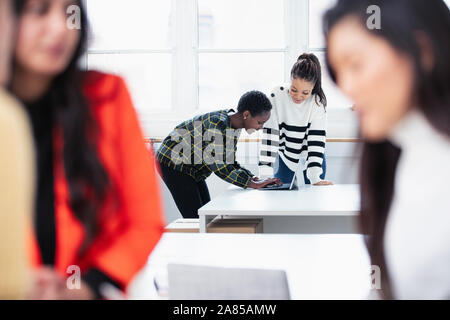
[85,0,357,139]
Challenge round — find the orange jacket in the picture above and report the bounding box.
[28,71,165,289]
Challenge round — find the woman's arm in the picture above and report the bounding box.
[85,77,165,291]
[204,120,281,189]
[306,105,330,185]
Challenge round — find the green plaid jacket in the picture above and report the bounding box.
[157,109,254,188]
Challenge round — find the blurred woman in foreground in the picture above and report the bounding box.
[11,0,165,299]
[0,0,34,300]
[324,0,450,299]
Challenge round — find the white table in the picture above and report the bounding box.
[198,184,361,233]
[128,233,374,300]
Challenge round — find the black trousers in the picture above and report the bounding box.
[158,162,211,218]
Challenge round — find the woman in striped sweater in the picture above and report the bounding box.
[259,53,333,186]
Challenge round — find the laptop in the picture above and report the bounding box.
[259,161,302,191]
[167,264,291,300]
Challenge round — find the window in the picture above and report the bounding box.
[308,0,336,49]
[198,0,285,111]
[308,0,353,110]
[198,0,285,49]
[86,0,355,138]
[86,0,173,112]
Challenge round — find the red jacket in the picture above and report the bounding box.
[28,71,165,290]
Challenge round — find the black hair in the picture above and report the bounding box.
[323,0,450,299]
[291,53,327,109]
[14,0,112,254]
[13,0,23,14]
[237,90,272,117]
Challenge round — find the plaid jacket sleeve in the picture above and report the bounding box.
[202,116,253,189]
[233,162,254,178]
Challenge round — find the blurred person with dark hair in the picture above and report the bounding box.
[11,0,165,299]
[324,0,450,299]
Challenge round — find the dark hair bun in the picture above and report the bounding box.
[297,53,312,61]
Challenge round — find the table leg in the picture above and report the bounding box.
[199,214,207,233]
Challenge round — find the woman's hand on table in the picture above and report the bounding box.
[314,180,334,186]
[28,267,95,300]
[249,177,282,189]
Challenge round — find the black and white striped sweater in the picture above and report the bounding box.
[258,86,327,184]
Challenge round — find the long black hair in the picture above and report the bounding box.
[323,0,450,299]
[291,53,327,109]
[14,0,111,254]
